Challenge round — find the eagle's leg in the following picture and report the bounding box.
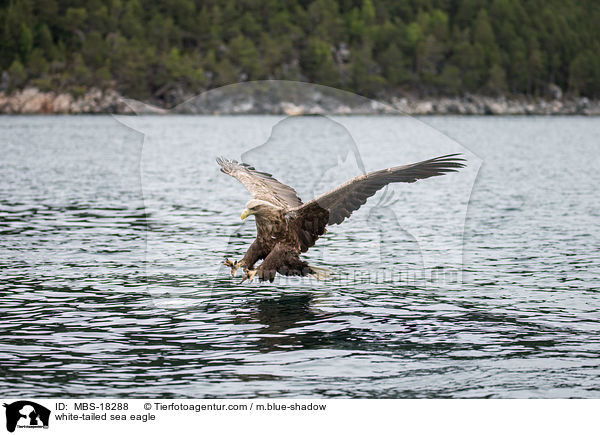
[227,240,267,277]
[251,243,311,283]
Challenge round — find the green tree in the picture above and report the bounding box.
[37,24,55,58]
[569,50,600,96]
[215,57,238,87]
[27,48,48,77]
[8,59,27,90]
[378,43,411,86]
[473,10,495,46]
[18,23,34,62]
[417,35,444,85]
[437,65,461,95]
[300,37,338,85]
[486,63,507,95]
[350,41,384,96]
[229,35,261,80]
[1,0,600,99]
[1,2,33,68]
[82,31,106,69]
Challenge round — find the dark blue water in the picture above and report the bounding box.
[1,115,598,398]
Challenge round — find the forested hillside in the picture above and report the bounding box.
[1,0,599,103]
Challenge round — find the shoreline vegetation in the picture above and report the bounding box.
[2,1,599,116]
[1,86,599,115]
[0,0,600,115]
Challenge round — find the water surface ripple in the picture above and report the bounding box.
[1,115,599,398]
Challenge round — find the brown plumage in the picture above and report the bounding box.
[218,154,465,282]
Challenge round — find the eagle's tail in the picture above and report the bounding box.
[309,265,332,280]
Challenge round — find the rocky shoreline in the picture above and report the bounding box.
[1,87,599,115]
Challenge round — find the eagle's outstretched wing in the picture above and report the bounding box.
[217,157,302,208]
[292,154,466,252]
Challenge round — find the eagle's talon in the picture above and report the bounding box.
[240,268,258,284]
[224,258,241,276]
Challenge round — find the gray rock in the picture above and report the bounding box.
[1,87,600,116]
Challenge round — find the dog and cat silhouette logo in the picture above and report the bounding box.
[3,401,50,432]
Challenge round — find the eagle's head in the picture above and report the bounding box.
[241,199,281,221]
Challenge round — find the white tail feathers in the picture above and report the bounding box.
[309,265,332,280]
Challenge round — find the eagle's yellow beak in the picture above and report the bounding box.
[241,209,251,220]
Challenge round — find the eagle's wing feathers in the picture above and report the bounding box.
[217,157,302,208]
[292,154,465,251]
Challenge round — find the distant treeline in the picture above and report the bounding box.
[1,0,599,101]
